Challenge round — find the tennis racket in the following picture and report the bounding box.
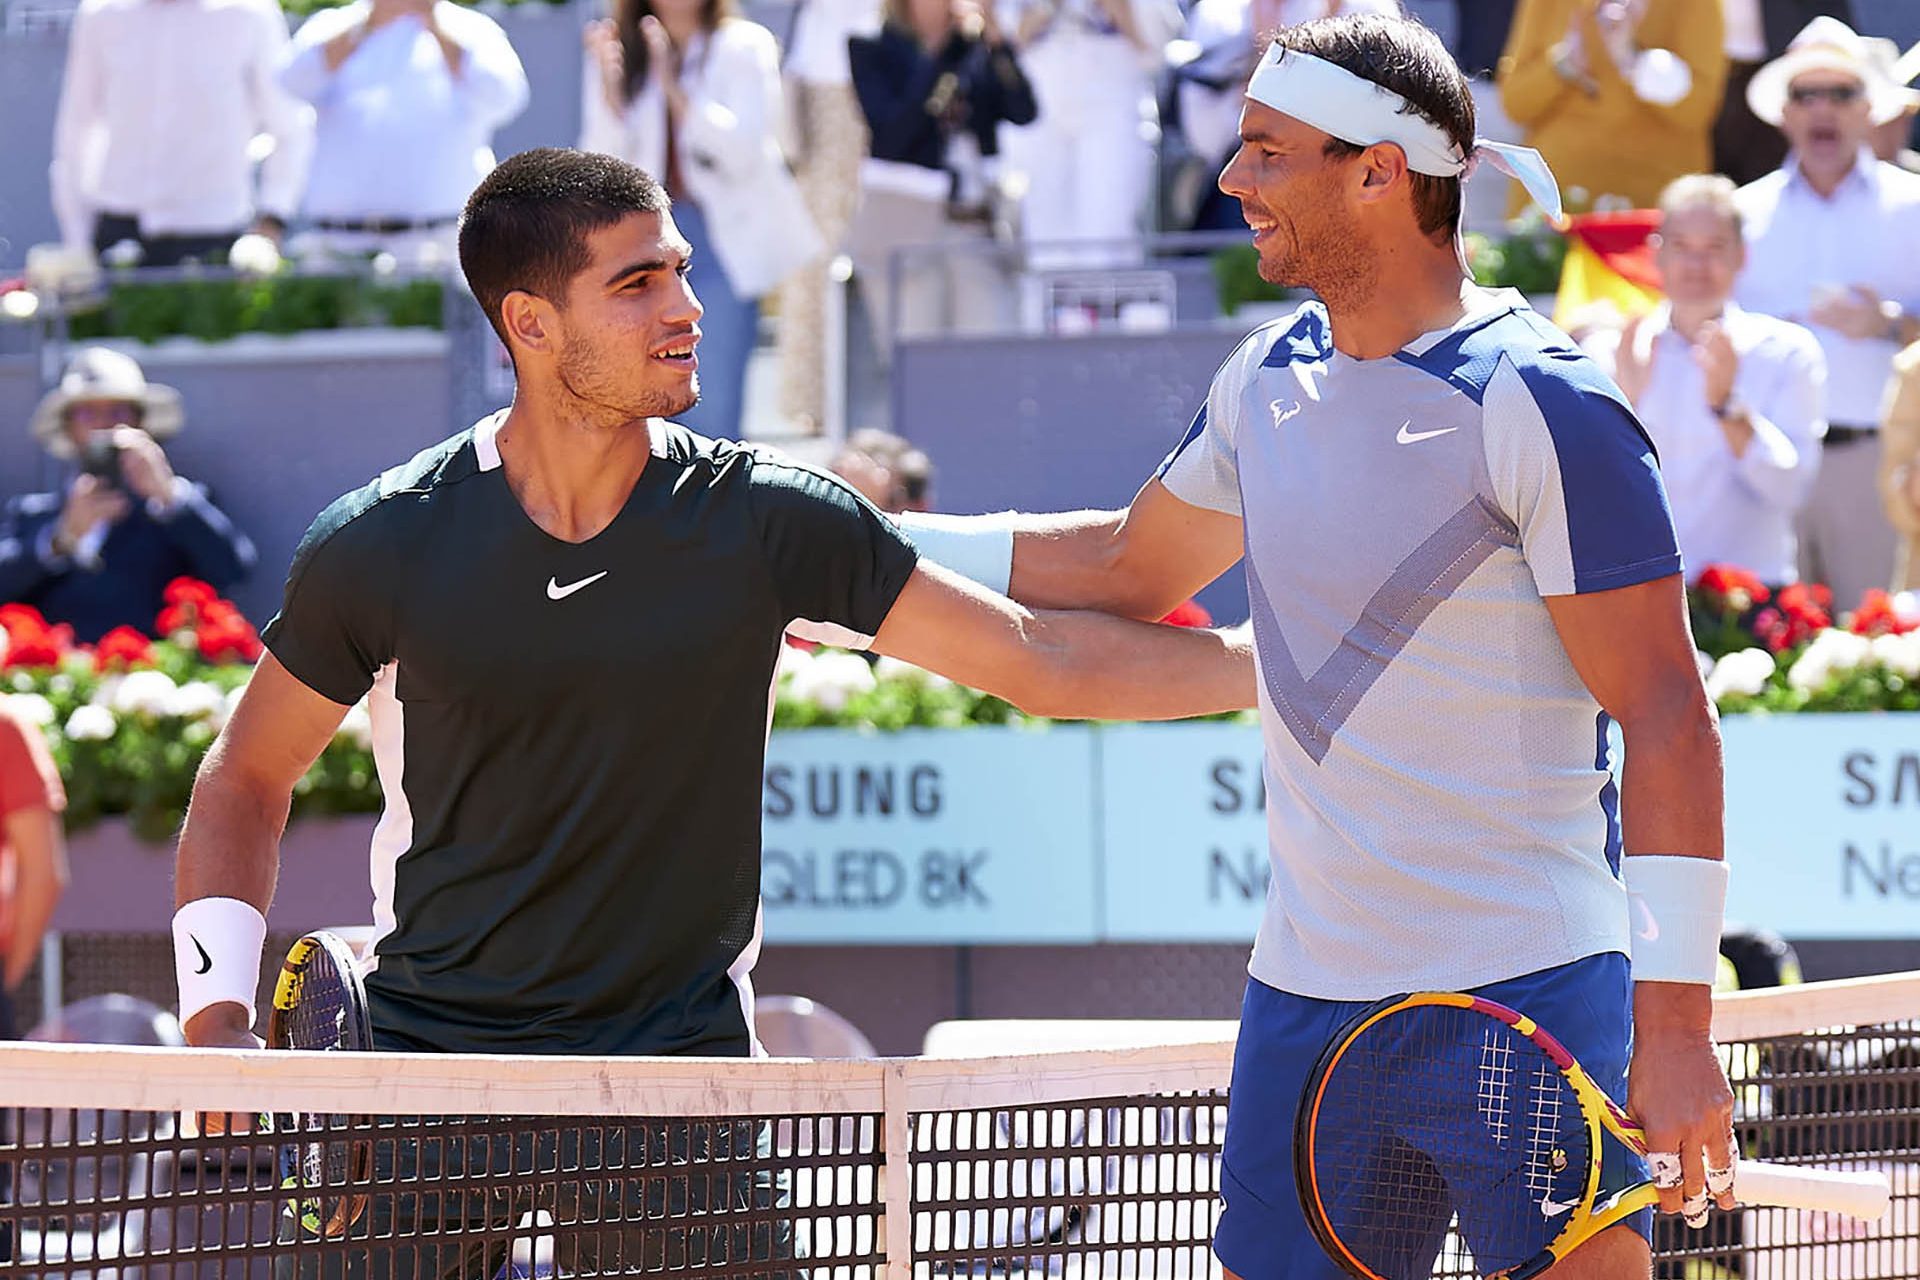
[261,930,375,1240]
[1295,991,1891,1280]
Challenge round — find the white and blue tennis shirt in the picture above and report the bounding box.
[1160,291,1683,999]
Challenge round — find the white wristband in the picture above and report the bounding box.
[1623,855,1728,985]
[172,897,268,1030]
[895,510,1018,596]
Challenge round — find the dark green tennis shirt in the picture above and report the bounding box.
[262,415,919,1056]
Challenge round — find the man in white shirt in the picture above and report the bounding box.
[1586,175,1825,587]
[50,0,313,266]
[1734,15,1920,608]
[278,0,528,264]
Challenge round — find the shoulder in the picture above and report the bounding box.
[1872,160,1920,207]
[290,429,482,578]
[1456,310,1649,448]
[1736,308,1823,365]
[713,17,778,56]
[1733,169,1788,213]
[292,3,361,40]
[1218,300,1328,388]
[433,2,507,37]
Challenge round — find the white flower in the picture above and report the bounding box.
[8,693,56,727]
[874,654,954,692]
[227,232,282,276]
[788,650,876,714]
[336,700,373,750]
[168,681,228,725]
[47,674,73,696]
[64,704,117,741]
[776,642,814,683]
[9,672,30,692]
[1786,628,1872,693]
[1705,648,1775,701]
[109,668,179,717]
[1869,631,1920,679]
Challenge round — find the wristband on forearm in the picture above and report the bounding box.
[894,510,1019,596]
[1623,855,1728,985]
[172,897,268,1029]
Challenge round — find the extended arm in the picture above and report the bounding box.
[2,804,67,993]
[871,561,1255,719]
[1544,573,1735,1218]
[174,653,351,1044]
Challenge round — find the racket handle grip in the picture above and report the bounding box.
[1736,1161,1892,1221]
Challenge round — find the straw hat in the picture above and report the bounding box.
[1747,16,1911,126]
[29,347,184,459]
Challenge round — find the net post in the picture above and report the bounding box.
[883,1058,913,1279]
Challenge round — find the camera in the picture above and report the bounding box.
[79,432,126,486]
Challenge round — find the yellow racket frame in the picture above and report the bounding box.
[1300,991,1657,1280]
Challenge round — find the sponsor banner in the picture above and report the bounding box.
[1098,723,1267,943]
[756,715,1920,944]
[1721,715,1920,937]
[760,727,1098,944]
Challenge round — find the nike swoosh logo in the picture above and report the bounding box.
[546,571,609,601]
[1540,1195,1580,1218]
[1396,422,1459,445]
[191,935,212,975]
[1633,895,1660,942]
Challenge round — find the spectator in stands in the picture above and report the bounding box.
[1734,16,1920,607]
[1170,0,1396,232]
[1878,341,1920,592]
[278,0,529,265]
[0,349,255,643]
[848,0,1035,354]
[1712,0,1855,186]
[1497,0,1725,214]
[831,428,935,512]
[775,0,882,436]
[1583,175,1825,587]
[581,0,816,441]
[0,696,68,1041]
[49,0,311,267]
[997,0,1176,270]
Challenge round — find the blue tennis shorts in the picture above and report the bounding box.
[1212,952,1652,1280]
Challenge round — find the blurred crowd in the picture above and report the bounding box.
[18,0,1920,614]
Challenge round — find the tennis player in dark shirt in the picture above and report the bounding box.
[172,147,1254,1063]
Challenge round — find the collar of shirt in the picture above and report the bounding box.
[1782,147,1880,202]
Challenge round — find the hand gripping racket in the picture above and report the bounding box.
[1295,992,1891,1280]
[262,930,376,1240]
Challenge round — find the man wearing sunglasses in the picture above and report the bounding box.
[1732,16,1920,609]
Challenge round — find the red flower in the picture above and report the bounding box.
[1159,599,1215,628]
[1,621,73,669]
[1777,583,1832,632]
[163,578,220,608]
[155,602,195,637]
[1694,564,1769,605]
[93,625,154,671]
[195,604,263,664]
[1845,588,1918,637]
[0,603,49,638]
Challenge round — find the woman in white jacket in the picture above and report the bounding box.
[581,0,818,439]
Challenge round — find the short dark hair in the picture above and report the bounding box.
[1270,14,1474,241]
[458,148,672,348]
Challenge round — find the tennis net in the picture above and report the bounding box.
[0,972,1912,1278]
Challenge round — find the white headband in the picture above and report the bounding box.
[1246,44,1564,222]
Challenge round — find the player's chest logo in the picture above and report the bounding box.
[546,570,610,601]
[1395,421,1459,445]
[1270,399,1302,430]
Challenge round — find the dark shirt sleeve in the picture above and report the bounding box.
[747,454,920,641]
[259,491,394,705]
[969,40,1036,130]
[0,497,60,603]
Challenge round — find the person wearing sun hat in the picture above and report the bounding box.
[1732,15,1920,610]
[0,347,254,643]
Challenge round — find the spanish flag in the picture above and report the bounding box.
[1553,209,1664,331]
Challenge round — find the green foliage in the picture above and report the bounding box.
[1210,244,1290,317]
[1464,220,1568,296]
[62,272,445,344]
